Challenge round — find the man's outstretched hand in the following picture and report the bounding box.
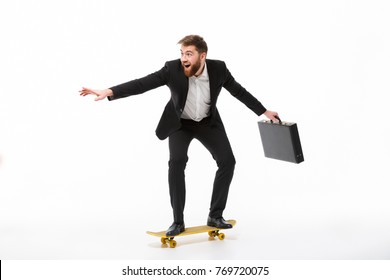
[79,87,113,101]
[263,110,280,123]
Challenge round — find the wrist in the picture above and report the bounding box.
[105,88,113,97]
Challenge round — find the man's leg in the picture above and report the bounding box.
[196,124,236,219]
[168,127,193,224]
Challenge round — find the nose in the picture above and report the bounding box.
[181,53,187,62]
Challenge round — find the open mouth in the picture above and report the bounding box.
[184,64,191,68]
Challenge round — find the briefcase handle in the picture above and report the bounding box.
[270,116,282,124]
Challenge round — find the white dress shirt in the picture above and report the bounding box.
[181,62,211,121]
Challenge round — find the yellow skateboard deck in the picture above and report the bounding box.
[147,219,236,248]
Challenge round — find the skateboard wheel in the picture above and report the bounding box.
[218,233,225,240]
[161,237,167,244]
[169,239,177,248]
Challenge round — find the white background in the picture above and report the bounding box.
[1,0,390,261]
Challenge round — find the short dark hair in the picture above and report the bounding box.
[178,35,208,54]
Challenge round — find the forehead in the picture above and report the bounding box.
[180,45,198,53]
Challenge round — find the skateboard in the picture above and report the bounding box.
[147,219,236,248]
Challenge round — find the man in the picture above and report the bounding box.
[80,35,279,236]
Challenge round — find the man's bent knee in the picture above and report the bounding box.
[217,154,236,169]
[168,157,189,169]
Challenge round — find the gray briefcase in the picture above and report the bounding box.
[257,117,304,164]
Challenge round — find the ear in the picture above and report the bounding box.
[200,52,207,61]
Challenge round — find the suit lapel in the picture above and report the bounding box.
[175,60,189,110]
[206,60,218,106]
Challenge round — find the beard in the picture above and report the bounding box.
[182,58,202,77]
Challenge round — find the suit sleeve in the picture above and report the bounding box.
[107,63,169,101]
[222,63,267,116]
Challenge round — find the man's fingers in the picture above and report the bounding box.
[80,87,94,93]
[80,92,93,96]
[79,87,98,96]
[272,116,281,123]
[79,87,108,101]
[82,87,93,92]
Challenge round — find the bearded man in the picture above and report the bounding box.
[80,35,279,236]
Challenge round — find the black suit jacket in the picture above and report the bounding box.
[108,59,267,140]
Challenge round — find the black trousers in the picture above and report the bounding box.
[168,118,236,223]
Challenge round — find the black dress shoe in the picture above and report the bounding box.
[207,217,233,229]
[166,222,185,236]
